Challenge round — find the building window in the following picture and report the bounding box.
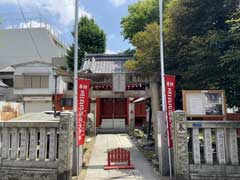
[2,79,13,87]
[61,98,73,107]
[67,82,73,90]
[14,75,24,89]
[15,75,49,89]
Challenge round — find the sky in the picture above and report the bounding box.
[0,0,138,54]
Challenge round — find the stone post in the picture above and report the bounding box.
[157,111,170,176]
[204,129,213,164]
[172,111,189,180]
[57,113,74,180]
[149,82,161,153]
[2,128,9,159]
[192,128,201,164]
[216,129,226,164]
[128,99,135,135]
[228,129,239,165]
[90,98,97,136]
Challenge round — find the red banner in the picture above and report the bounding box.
[77,79,91,146]
[165,75,176,148]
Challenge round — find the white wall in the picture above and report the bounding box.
[24,101,52,113]
[14,64,67,95]
[57,76,67,94]
[0,28,66,69]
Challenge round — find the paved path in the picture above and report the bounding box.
[84,134,164,180]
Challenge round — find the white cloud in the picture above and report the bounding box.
[109,34,116,39]
[0,0,92,26]
[109,0,127,7]
[106,49,117,54]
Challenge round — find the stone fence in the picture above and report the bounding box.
[0,113,73,180]
[173,111,240,180]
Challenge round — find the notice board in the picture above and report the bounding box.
[183,90,226,118]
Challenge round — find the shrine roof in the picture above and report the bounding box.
[80,54,133,74]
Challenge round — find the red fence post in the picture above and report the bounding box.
[104,148,135,170]
[108,152,110,166]
[128,151,130,165]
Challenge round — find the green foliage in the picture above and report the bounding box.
[124,59,138,71]
[163,0,238,108]
[121,0,240,108]
[122,48,136,55]
[66,16,106,71]
[219,12,240,108]
[121,0,159,41]
[129,23,160,72]
[134,129,147,139]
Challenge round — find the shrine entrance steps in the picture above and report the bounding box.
[84,134,163,180]
[97,128,128,134]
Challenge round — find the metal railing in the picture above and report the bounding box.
[0,17,68,47]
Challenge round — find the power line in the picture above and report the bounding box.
[16,0,42,59]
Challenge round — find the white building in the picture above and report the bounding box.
[0,27,66,69]
[13,61,69,113]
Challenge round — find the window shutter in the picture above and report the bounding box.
[41,76,49,88]
[32,76,41,88]
[14,75,24,89]
[24,76,32,88]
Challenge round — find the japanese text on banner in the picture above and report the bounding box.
[77,79,90,146]
[164,75,176,148]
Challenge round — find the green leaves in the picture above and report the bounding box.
[66,16,106,71]
[121,0,159,41]
[131,23,160,72]
[121,0,240,108]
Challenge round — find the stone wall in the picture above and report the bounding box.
[172,111,240,180]
[0,113,73,180]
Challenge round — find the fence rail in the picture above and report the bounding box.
[188,121,239,166]
[0,113,73,180]
[0,17,67,47]
[173,111,240,180]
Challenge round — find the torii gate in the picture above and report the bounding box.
[79,71,161,150]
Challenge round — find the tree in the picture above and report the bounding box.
[121,0,159,41]
[124,23,160,72]
[66,16,106,71]
[219,12,240,108]
[121,0,240,108]
[163,0,238,108]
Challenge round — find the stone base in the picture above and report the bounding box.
[101,119,126,129]
[0,167,57,180]
[189,165,240,180]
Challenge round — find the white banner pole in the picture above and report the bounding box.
[159,0,173,178]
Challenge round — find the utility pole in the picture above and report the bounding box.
[73,0,81,176]
[54,73,58,117]
[159,0,172,178]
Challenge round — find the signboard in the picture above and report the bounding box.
[183,90,226,118]
[112,73,126,92]
[164,75,176,148]
[77,79,90,146]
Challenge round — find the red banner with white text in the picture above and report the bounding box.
[165,75,176,148]
[77,79,91,146]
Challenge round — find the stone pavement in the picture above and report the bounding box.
[84,134,167,180]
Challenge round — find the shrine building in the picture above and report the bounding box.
[79,54,160,132]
